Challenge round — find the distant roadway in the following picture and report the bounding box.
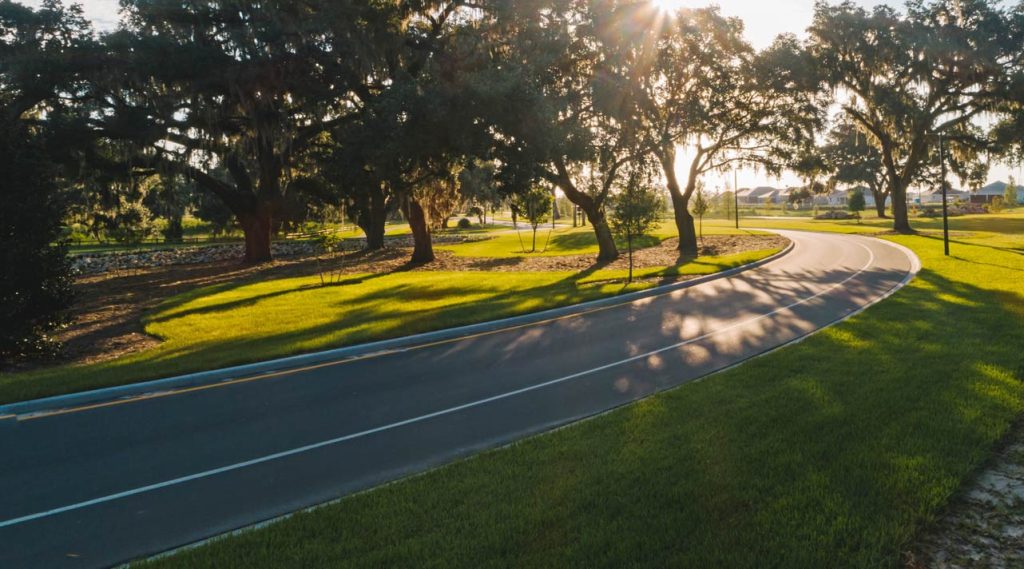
[0,230,918,568]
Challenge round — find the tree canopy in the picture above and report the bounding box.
[4,0,1024,266]
[809,0,1022,232]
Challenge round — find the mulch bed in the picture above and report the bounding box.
[18,234,787,371]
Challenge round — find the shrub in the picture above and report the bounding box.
[848,188,865,213]
[0,125,74,363]
[457,218,473,229]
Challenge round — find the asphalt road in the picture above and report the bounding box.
[0,230,918,568]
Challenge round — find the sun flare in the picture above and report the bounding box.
[652,0,688,13]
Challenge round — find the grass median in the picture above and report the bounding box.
[136,216,1024,568]
[0,248,778,405]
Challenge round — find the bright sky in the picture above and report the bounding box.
[26,0,1021,189]
[43,0,881,46]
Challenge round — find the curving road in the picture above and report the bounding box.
[0,230,918,568]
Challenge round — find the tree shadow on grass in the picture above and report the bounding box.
[549,232,661,253]
[145,260,424,326]
[917,233,1024,265]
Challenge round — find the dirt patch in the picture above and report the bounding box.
[21,234,786,371]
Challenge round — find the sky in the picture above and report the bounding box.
[29,0,887,47]
[25,0,1021,189]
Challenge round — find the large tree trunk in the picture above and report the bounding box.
[659,146,699,256]
[405,198,435,264]
[583,203,618,263]
[872,188,889,218]
[553,163,617,263]
[239,209,273,264]
[164,215,184,243]
[352,187,392,251]
[890,182,912,233]
[357,207,387,251]
[672,201,699,256]
[563,196,616,262]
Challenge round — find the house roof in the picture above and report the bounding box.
[978,181,1009,195]
[748,186,778,198]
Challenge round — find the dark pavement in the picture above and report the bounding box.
[0,230,918,568]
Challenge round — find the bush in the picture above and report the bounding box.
[848,188,865,213]
[0,126,74,363]
[457,217,473,229]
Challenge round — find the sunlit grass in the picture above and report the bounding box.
[136,215,1024,569]
[439,221,765,258]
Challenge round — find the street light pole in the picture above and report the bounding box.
[939,134,950,256]
[734,168,739,229]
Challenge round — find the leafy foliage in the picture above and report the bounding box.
[513,186,552,253]
[610,166,661,282]
[848,188,866,214]
[691,185,711,239]
[1006,177,1020,206]
[0,125,74,363]
[808,0,1020,232]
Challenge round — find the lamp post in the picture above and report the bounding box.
[734,167,739,229]
[938,134,950,256]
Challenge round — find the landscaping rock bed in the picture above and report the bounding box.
[907,435,1024,569]
[70,234,485,275]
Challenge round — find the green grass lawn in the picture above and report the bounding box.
[0,248,777,405]
[439,221,763,258]
[745,210,1024,237]
[135,214,1024,568]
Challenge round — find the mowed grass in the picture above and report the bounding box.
[0,248,778,405]
[746,209,1024,236]
[137,215,1024,568]
[440,221,762,258]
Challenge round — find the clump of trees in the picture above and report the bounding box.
[809,0,1018,232]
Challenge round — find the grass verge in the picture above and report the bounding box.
[0,249,777,405]
[439,222,762,258]
[136,219,1024,568]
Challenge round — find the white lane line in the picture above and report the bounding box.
[0,242,885,530]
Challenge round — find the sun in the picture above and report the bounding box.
[652,0,688,13]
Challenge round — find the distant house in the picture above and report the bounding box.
[773,188,795,204]
[813,189,848,207]
[737,186,778,205]
[971,181,1023,204]
[919,187,969,205]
